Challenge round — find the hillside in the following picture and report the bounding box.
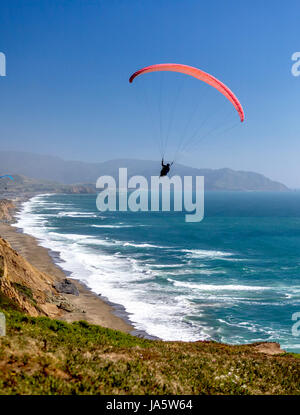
[0,200,15,222]
[0,151,288,191]
[0,308,299,395]
[0,174,96,197]
[0,234,299,394]
[0,237,76,318]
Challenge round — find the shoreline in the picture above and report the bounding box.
[0,194,291,354]
[0,195,140,336]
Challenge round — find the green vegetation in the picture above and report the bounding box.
[0,292,22,312]
[12,283,36,305]
[0,299,300,395]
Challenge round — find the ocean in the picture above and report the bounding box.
[14,191,300,352]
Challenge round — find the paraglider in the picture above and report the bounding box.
[160,158,173,177]
[129,63,245,174]
[129,63,244,122]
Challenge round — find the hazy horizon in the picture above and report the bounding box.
[0,149,292,190]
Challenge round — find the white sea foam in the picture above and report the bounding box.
[217,318,281,340]
[57,211,98,218]
[91,224,147,229]
[149,264,186,268]
[91,224,134,228]
[183,249,234,259]
[167,278,269,291]
[123,242,166,249]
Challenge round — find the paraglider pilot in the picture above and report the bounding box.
[160,158,173,177]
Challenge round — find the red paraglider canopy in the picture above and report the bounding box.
[129,63,244,122]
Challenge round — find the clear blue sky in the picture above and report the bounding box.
[0,0,300,186]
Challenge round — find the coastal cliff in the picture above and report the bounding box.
[0,200,15,222]
[0,174,96,197]
[0,236,76,318]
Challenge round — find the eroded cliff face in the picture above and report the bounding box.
[0,200,15,222]
[0,237,72,318]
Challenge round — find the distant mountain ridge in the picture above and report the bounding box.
[0,174,96,197]
[0,151,288,191]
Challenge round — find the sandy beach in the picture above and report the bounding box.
[0,219,133,334]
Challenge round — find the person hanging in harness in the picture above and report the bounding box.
[160,158,173,177]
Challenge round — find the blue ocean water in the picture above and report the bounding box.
[15,192,300,351]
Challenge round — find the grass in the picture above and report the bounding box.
[0,300,300,395]
[11,283,37,305]
[0,291,22,312]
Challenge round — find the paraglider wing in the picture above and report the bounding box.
[0,175,14,180]
[129,63,244,122]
